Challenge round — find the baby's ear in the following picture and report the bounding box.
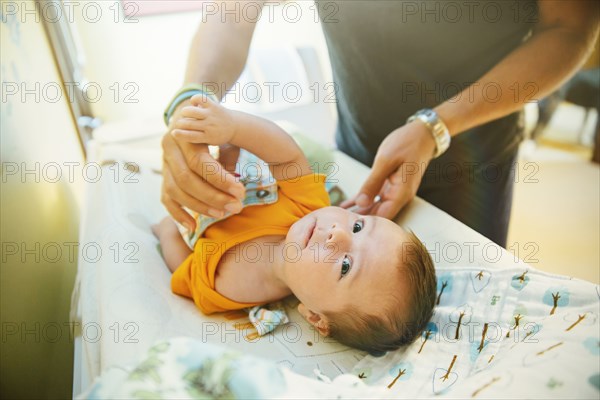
[297,303,330,337]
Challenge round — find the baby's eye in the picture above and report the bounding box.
[352,220,364,233]
[341,256,352,278]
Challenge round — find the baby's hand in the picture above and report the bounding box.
[171,94,238,146]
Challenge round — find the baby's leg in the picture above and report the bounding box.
[152,217,192,273]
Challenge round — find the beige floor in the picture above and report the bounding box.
[507,138,599,284]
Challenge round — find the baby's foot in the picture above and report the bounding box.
[151,217,177,239]
[151,223,160,238]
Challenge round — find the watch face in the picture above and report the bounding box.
[408,109,451,158]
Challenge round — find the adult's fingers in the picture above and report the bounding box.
[339,196,356,209]
[370,166,416,219]
[161,167,207,231]
[162,133,243,214]
[356,155,396,208]
[177,140,245,203]
[341,195,380,215]
[371,198,403,220]
[162,163,225,219]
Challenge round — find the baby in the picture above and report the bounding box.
[153,94,437,353]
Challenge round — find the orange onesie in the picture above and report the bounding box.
[171,173,330,314]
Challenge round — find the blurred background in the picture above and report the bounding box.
[1,1,598,398]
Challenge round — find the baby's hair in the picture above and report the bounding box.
[324,230,436,353]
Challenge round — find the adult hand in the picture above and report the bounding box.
[341,120,437,219]
[161,100,245,231]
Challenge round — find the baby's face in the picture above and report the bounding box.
[283,206,411,317]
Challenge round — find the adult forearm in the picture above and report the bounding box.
[183,5,261,100]
[436,16,599,137]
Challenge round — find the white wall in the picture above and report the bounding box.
[1,1,85,397]
[70,1,333,124]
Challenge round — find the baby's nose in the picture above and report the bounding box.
[327,224,350,246]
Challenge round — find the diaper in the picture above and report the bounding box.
[176,148,345,249]
[176,149,279,249]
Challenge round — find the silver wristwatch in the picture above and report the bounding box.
[407,109,451,158]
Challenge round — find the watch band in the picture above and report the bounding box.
[163,84,218,126]
[407,109,451,158]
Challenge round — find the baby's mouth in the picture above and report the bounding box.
[303,219,316,249]
[309,223,316,241]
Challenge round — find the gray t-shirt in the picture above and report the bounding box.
[316,0,538,167]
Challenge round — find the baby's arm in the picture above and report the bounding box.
[229,112,313,181]
[171,95,312,181]
[152,217,192,273]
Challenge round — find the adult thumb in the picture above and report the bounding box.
[356,159,391,208]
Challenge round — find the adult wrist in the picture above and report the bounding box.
[407,109,451,158]
[164,84,218,126]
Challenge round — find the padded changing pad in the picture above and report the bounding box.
[72,139,599,398]
[71,141,367,395]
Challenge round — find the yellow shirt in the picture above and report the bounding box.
[171,174,330,314]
